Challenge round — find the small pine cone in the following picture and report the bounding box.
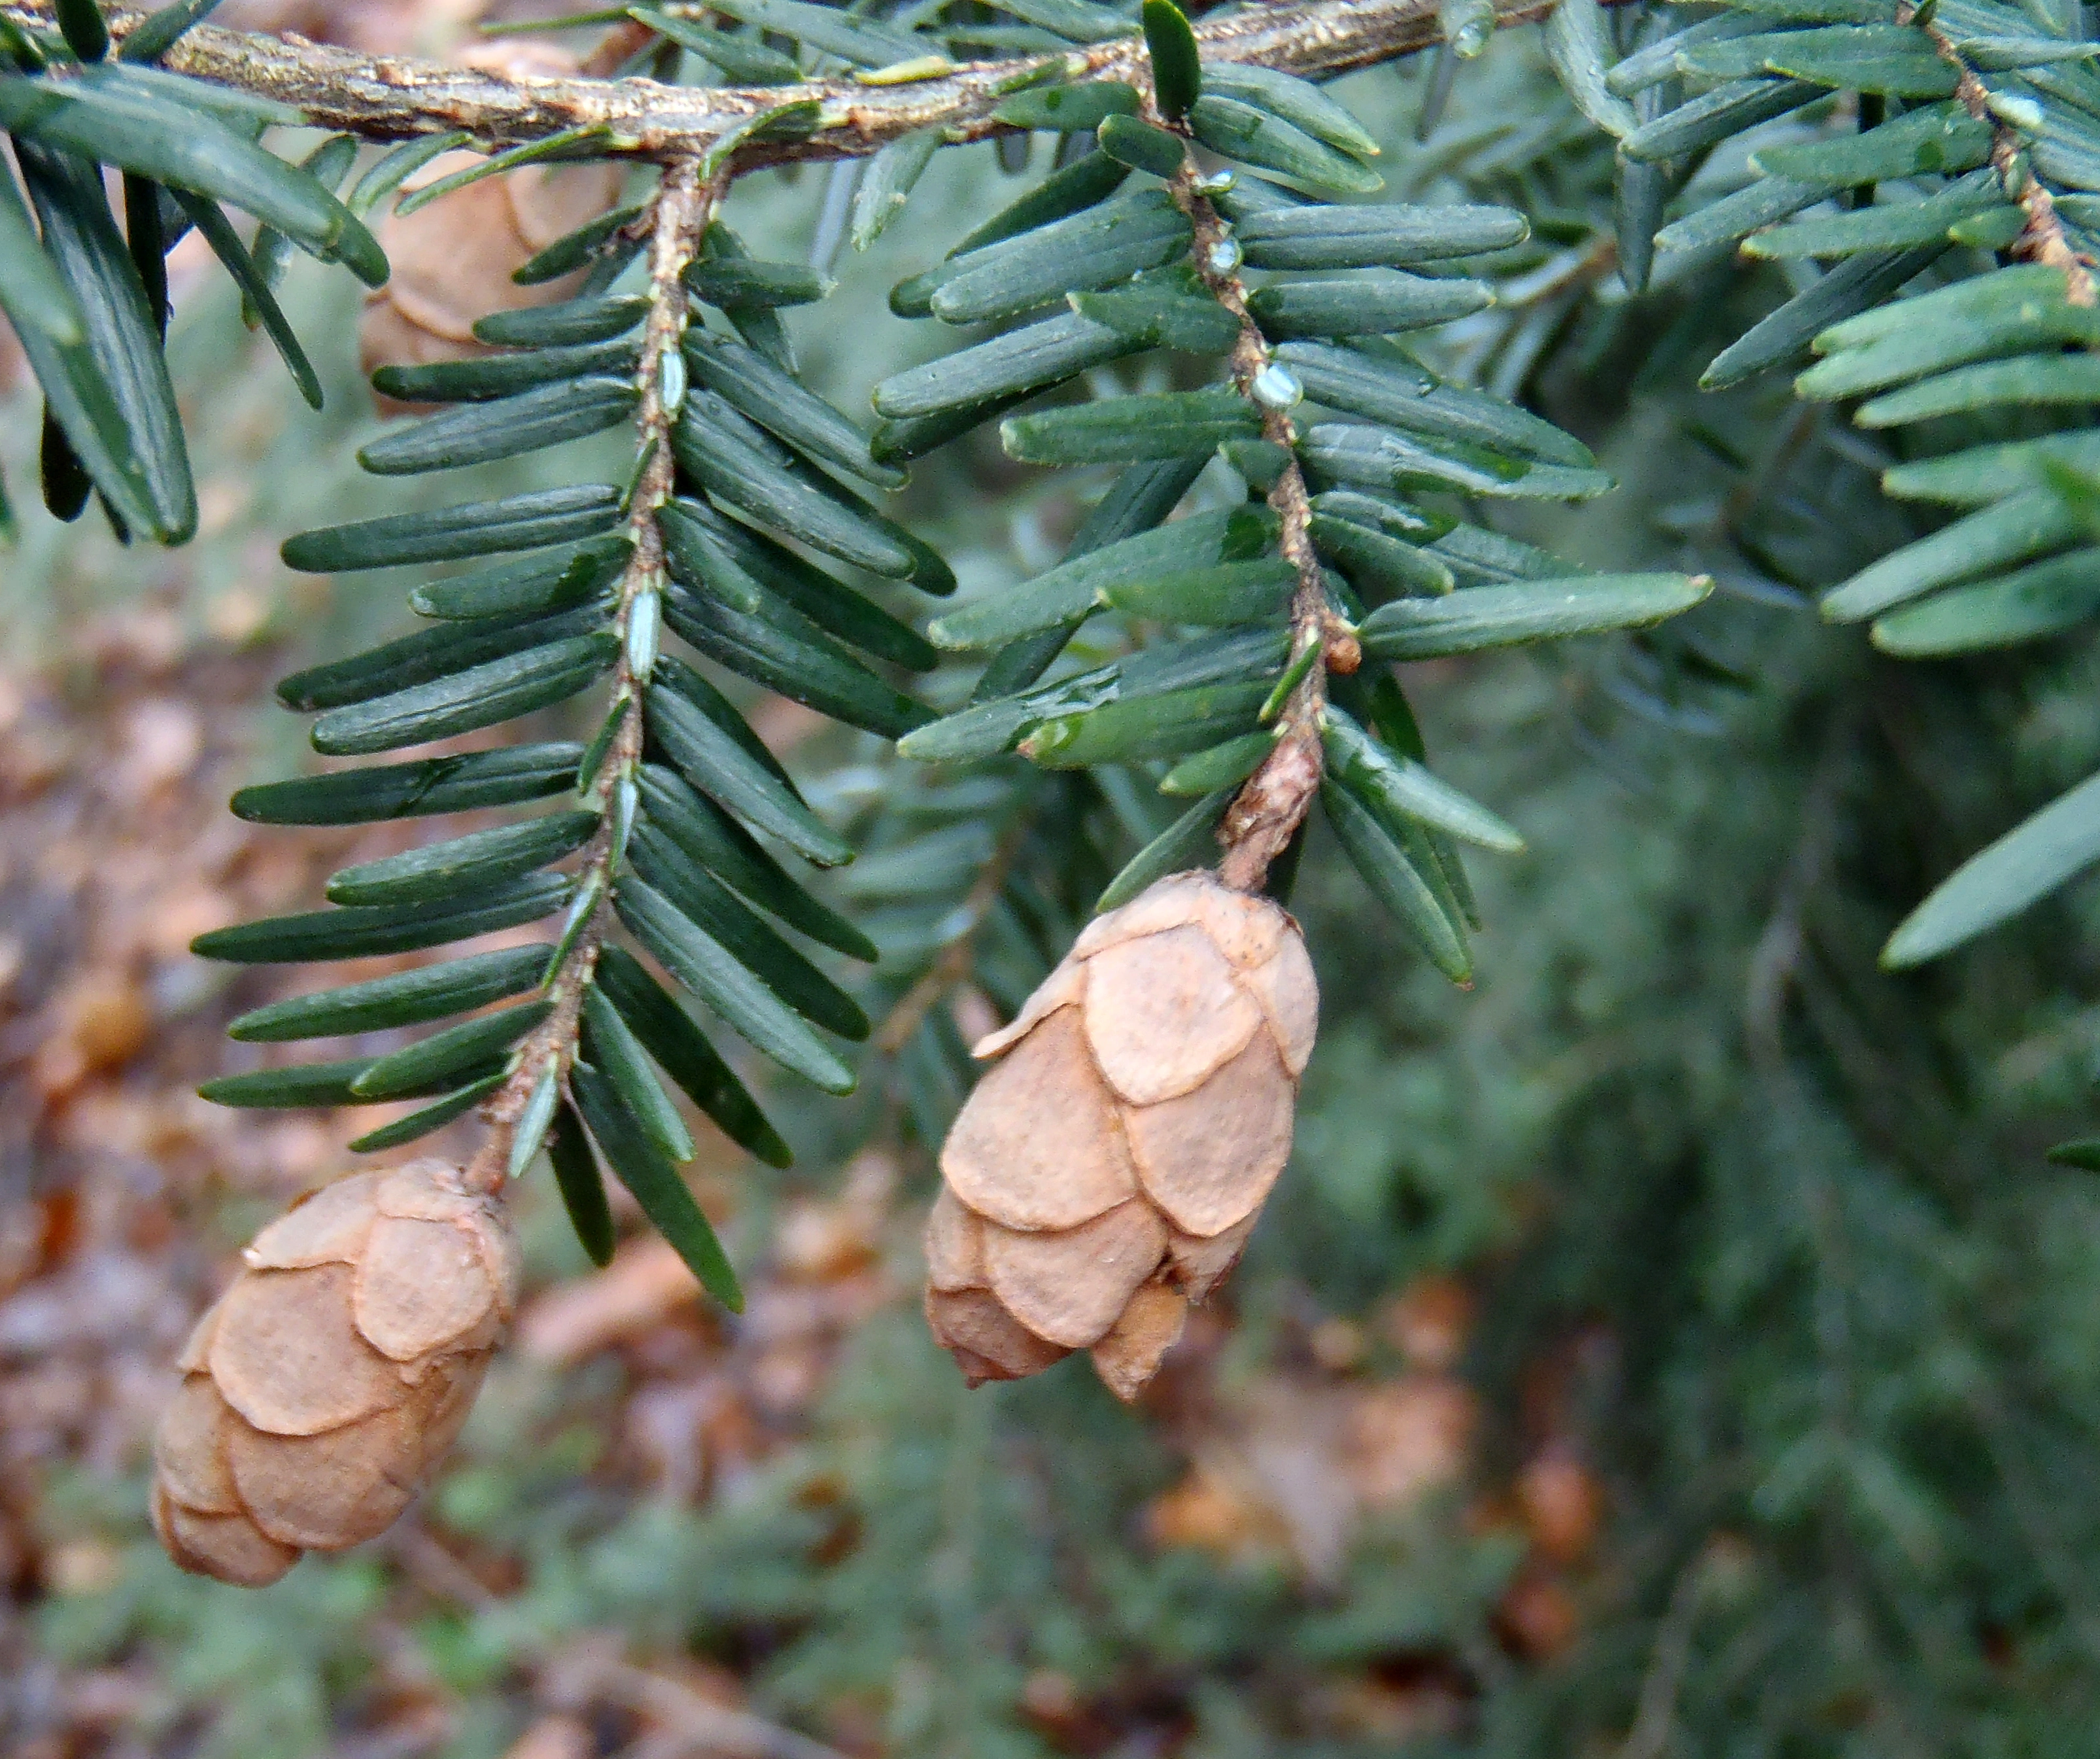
[150,1160,519,1586]
[925,871,1317,1399]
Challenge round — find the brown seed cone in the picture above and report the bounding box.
[150,1160,520,1586]
[925,872,1316,1399]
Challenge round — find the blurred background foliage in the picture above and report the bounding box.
[7,5,2100,1756]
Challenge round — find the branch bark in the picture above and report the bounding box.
[1902,0,2096,306]
[1169,162,1347,895]
[7,0,1569,160]
[460,158,715,1196]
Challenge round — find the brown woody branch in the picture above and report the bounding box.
[1175,168,1343,896]
[6,0,1568,159]
[1903,0,2096,306]
[461,158,715,1195]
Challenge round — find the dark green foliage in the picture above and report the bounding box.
[1001,388,1261,464]
[348,1000,549,1100]
[1020,678,1273,766]
[196,1058,375,1109]
[683,254,831,309]
[579,987,696,1164]
[991,78,1139,131]
[1281,339,1595,465]
[927,190,1194,325]
[672,396,918,578]
[1246,268,1494,337]
[659,578,932,739]
[1097,557,1301,623]
[324,812,599,907]
[513,202,645,286]
[117,0,226,63]
[626,826,869,1041]
[1097,786,1233,907]
[1322,773,1472,981]
[409,535,631,621]
[1160,727,1275,795]
[1070,265,1241,352]
[638,765,876,962]
[874,309,1145,417]
[472,292,648,347]
[191,873,570,963]
[54,0,108,69]
[681,331,902,490]
[1360,574,1715,658]
[1141,0,1200,121]
[171,188,321,409]
[852,124,942,251]
[1324,708,1523,852]
[904,625,1290,763]
[356,376,640,475]
[1189,94,1385,197]
[346,1072,506,1153]
[700,0,916,67]
[308,633,618,756]
[570,1058,744,1309]
[0,68,383,281]
[1311,508,1457,597]
[1298,421,1613,500]
[1235,199,1528,268]
[281,486,623,572]
[370,338,640,405]
[394,124,615,218]
[244,132,358,332]
[1207,64,1384,160]
[347,130,471,215]
[615,878,857,1094]
[1097,113,1186,177]
[1554,0,2100,969]
[926,507,1279,649]
[594,946,795,1166]
[939,147,1128,262]
[276,602,613,712]
[1882,771,2100,969]
[647,676,855,865]
[228,945,551,1041]
[629,5,799,82]
[230,744,584,824]
[660,498,932,669]
[16,142,194,542]
[545,1098,617,1265]
[62,23,2100,1745]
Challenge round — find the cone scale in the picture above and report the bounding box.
[925,871,1317,1399]
[150,1159,519,1586]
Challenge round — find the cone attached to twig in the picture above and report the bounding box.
[151,1159,519,1586]
[925,871,1317,1399]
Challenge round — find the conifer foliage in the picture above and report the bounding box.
[6,0,2100,1622]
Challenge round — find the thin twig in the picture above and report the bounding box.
[1162,147,1354,894]
[7,0,1592,161]
[1617,1546,1712,1759]
[462,157,716,1194]
[1904,0,2096,306]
